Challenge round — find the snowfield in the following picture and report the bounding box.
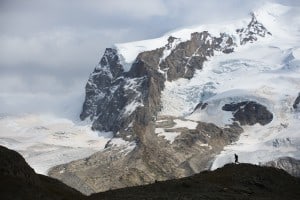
[157,2,300,169]
[0,114,115,174]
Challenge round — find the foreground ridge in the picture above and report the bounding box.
[1,145,300,200]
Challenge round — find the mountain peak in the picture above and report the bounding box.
[57,1,300,194]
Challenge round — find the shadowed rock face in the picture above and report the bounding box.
[79,47,165,140]
[55,14,273,194]
[293,92,300,110]
[236,13,271,45]
[222,101,273,126]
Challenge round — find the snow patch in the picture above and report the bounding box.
[123,101,143,116]
[173,119,198,129]
[155,128,180,144]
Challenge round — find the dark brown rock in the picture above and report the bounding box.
[293,93,300,109]
[222,101,273,126]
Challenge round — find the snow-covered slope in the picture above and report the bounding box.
[114,3,288,68]
[0,114,133,174]
[154,2,300,169]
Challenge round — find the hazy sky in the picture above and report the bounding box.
[0,0,298,118]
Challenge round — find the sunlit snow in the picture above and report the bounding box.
[156,2,300,169]
[0,114,114,174]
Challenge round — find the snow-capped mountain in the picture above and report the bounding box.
[48,2,300,194]
[2,2,299,195]
[80,10,271,139]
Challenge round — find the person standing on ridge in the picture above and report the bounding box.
[234,154,239,164]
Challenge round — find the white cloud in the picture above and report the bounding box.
[83,0,168,19]
[0,0,298,118]
[0,28,130,69]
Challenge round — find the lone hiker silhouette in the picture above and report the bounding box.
[234,154,239,164]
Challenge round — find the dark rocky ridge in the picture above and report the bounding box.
[293,92,300,110]
[89,163,300,200]
[2,146,300,200]
[222,101,273,126]
[0,145,84,200]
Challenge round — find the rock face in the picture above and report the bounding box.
[236,13,271,45]
[264,157,300,177]
[0,145,84,200]
[159,31,235,81]
[222,101,273,126]
[293,93,300,110]
[50,14,273,194]
[80,31,236,140]
[80,14,271,140]
[80,46,166,140]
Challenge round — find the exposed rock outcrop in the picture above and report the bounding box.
[293,92,300,110]
[222,101,273,126]
[236,13,271,45]
[159,31,235,81]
